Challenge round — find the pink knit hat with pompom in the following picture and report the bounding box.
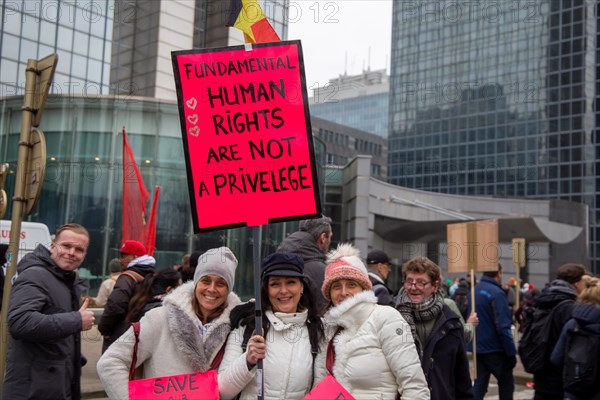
[321,243,372,300]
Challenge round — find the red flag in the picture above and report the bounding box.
[145,186,160,256]
[122,127,150,244]
[226,0,280,44]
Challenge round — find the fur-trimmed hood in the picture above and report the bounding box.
[323,290,377,334]
[163,281,241,371]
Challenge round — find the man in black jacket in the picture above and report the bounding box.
[3,224,94,399]
[98,240,155,352]
[530,263,587,400]
[277,215,332,309]
[366,249,394,306]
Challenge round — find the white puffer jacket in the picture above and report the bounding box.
[218,309,313,399]
[97,281,241,400]
[314,291,430,400]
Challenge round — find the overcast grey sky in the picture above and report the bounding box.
[287,1,393,88]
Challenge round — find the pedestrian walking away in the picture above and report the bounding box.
[470,264,517,400]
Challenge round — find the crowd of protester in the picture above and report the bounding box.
[2,217,598,400]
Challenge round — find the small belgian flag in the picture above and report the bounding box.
[226,0,281,44]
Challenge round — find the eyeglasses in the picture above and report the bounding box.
[403,279,432,290]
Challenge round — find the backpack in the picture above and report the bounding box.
[562,320,600,396]
[122,270,145,283]
[518,299,572,374]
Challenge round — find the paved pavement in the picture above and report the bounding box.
[81,322,534,399]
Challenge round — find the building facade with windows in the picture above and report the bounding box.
[312,116,387,180]
[387,0,599,273]
[309,69,389,138]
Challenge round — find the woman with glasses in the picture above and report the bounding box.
[395,256,473,400]
[313,243,430,399]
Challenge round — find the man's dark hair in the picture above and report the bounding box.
[556,263,587,284]
[483,263,502,278]
[299,215,332,241]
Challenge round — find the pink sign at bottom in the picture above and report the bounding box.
[128,370,218,400]
[304,373,355,400]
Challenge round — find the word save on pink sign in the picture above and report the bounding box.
[172,41,321,232]
[128,370,218,399]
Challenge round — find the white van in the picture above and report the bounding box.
[0,220,53,263]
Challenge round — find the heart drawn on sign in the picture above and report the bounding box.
[188,126,200,137]
[188,114,199,125]
[186,97,197,110]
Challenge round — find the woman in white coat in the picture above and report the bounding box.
[218,252,325,399]
[97,247,241,399]
[314,243,430,399]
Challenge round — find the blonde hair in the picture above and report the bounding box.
[577,275,600,308]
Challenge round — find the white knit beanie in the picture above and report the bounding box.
[322,243,372,300]
[193,247,238,290]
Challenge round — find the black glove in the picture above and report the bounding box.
[507,355,517,369]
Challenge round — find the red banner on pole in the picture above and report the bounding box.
[122,128,150,243]
[171,41,321,232]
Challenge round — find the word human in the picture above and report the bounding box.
[209,79,287,135]
[199,164,311,197]
[208,79,286,108]
[183,55,297,79]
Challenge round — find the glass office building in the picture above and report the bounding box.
[388,1,599,272]
[310,70,390,138]
[0,0,310,298]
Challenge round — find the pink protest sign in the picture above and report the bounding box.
[172,41,321,232]
[304,374,355,400]
[128,370,218,400]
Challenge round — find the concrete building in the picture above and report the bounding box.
[339,156,588,291]
[387,1,599,273]
[312,116,387,180]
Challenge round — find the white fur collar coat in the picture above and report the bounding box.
[97,281,241,399]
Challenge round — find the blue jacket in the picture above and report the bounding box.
[421,304,473,400]
[469,275,516,355]
[550,303,600,400]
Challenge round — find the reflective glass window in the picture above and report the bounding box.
[39,19,57,46]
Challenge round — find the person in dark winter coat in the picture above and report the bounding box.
[451,278,470,320]
[98,240,155,352]
[366,249,394,306]
[125,267,182,323]
[0,243,8,310]
[277,215,332,310]
[529,263,586,400]
[550,275,600,400]
[396,256,473,400]
[2,224,94,400]
[469,265,516,400]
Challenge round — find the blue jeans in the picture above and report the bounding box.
[473,352,514,400]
